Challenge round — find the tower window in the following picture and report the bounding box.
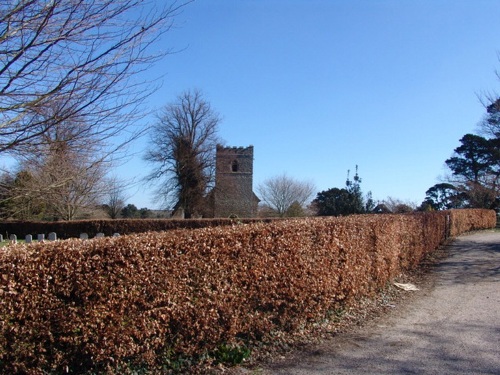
[231,160,239,172]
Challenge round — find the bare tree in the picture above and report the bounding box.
[39,152,105,220]
[0,0,187,155]
[0,169,46,220]
[381,197,417,213]
[23,145,105,220]
[102,177,128,219]
[144,90,222,217]
[257,174,316,217]
[2,117,109,220]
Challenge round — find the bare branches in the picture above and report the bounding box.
[257,174,316,217]
[0,0,187,155]
[144,90,222,215]
[102,177,128,219]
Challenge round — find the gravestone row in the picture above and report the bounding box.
[1,232,120,244]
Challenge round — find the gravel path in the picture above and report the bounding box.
[244,230,500,375]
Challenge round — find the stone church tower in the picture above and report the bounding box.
[212,145,259,218]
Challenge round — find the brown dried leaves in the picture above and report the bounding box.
[0,209,495,373]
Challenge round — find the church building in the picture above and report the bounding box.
[210,145,260,218]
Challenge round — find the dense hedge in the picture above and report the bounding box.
[448,208,496,236]
[0,209,495,373]
[0,217,272,239]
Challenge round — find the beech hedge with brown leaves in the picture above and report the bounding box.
[0,209,495,373]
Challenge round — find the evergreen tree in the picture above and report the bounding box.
[422,183,466,210]
[345,166,365,215]
[313,166,371,216]
[121,204,139,218]
[445,134,500,209]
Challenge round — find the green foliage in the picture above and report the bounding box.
[425,98,500,211]
[423,183,466,210]
[121,204,139,218]
[484,97,500,138]
[345,166,365,214]
[212,343,251,365]
[139,207,152,219]
[444,133,500,209]
[365,191,376,213]
[314,187,353,216]
[285,201,305,217]
[445,134,495,184]
[314,166,371,216]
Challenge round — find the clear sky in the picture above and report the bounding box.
[118,0,500,209]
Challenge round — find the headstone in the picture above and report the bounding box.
[48,232,57,241]
[95,233,105,238]
[80,233,89,240]
[25,234,32,243]
[9,234,17,243]
[37,234,45,242]
[113,233,120,237]
[0,234,3,242]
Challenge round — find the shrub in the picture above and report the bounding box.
[0,209,495,373]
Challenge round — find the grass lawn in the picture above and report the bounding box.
[0,240,26,248]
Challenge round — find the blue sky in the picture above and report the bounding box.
[119,0,500,209]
